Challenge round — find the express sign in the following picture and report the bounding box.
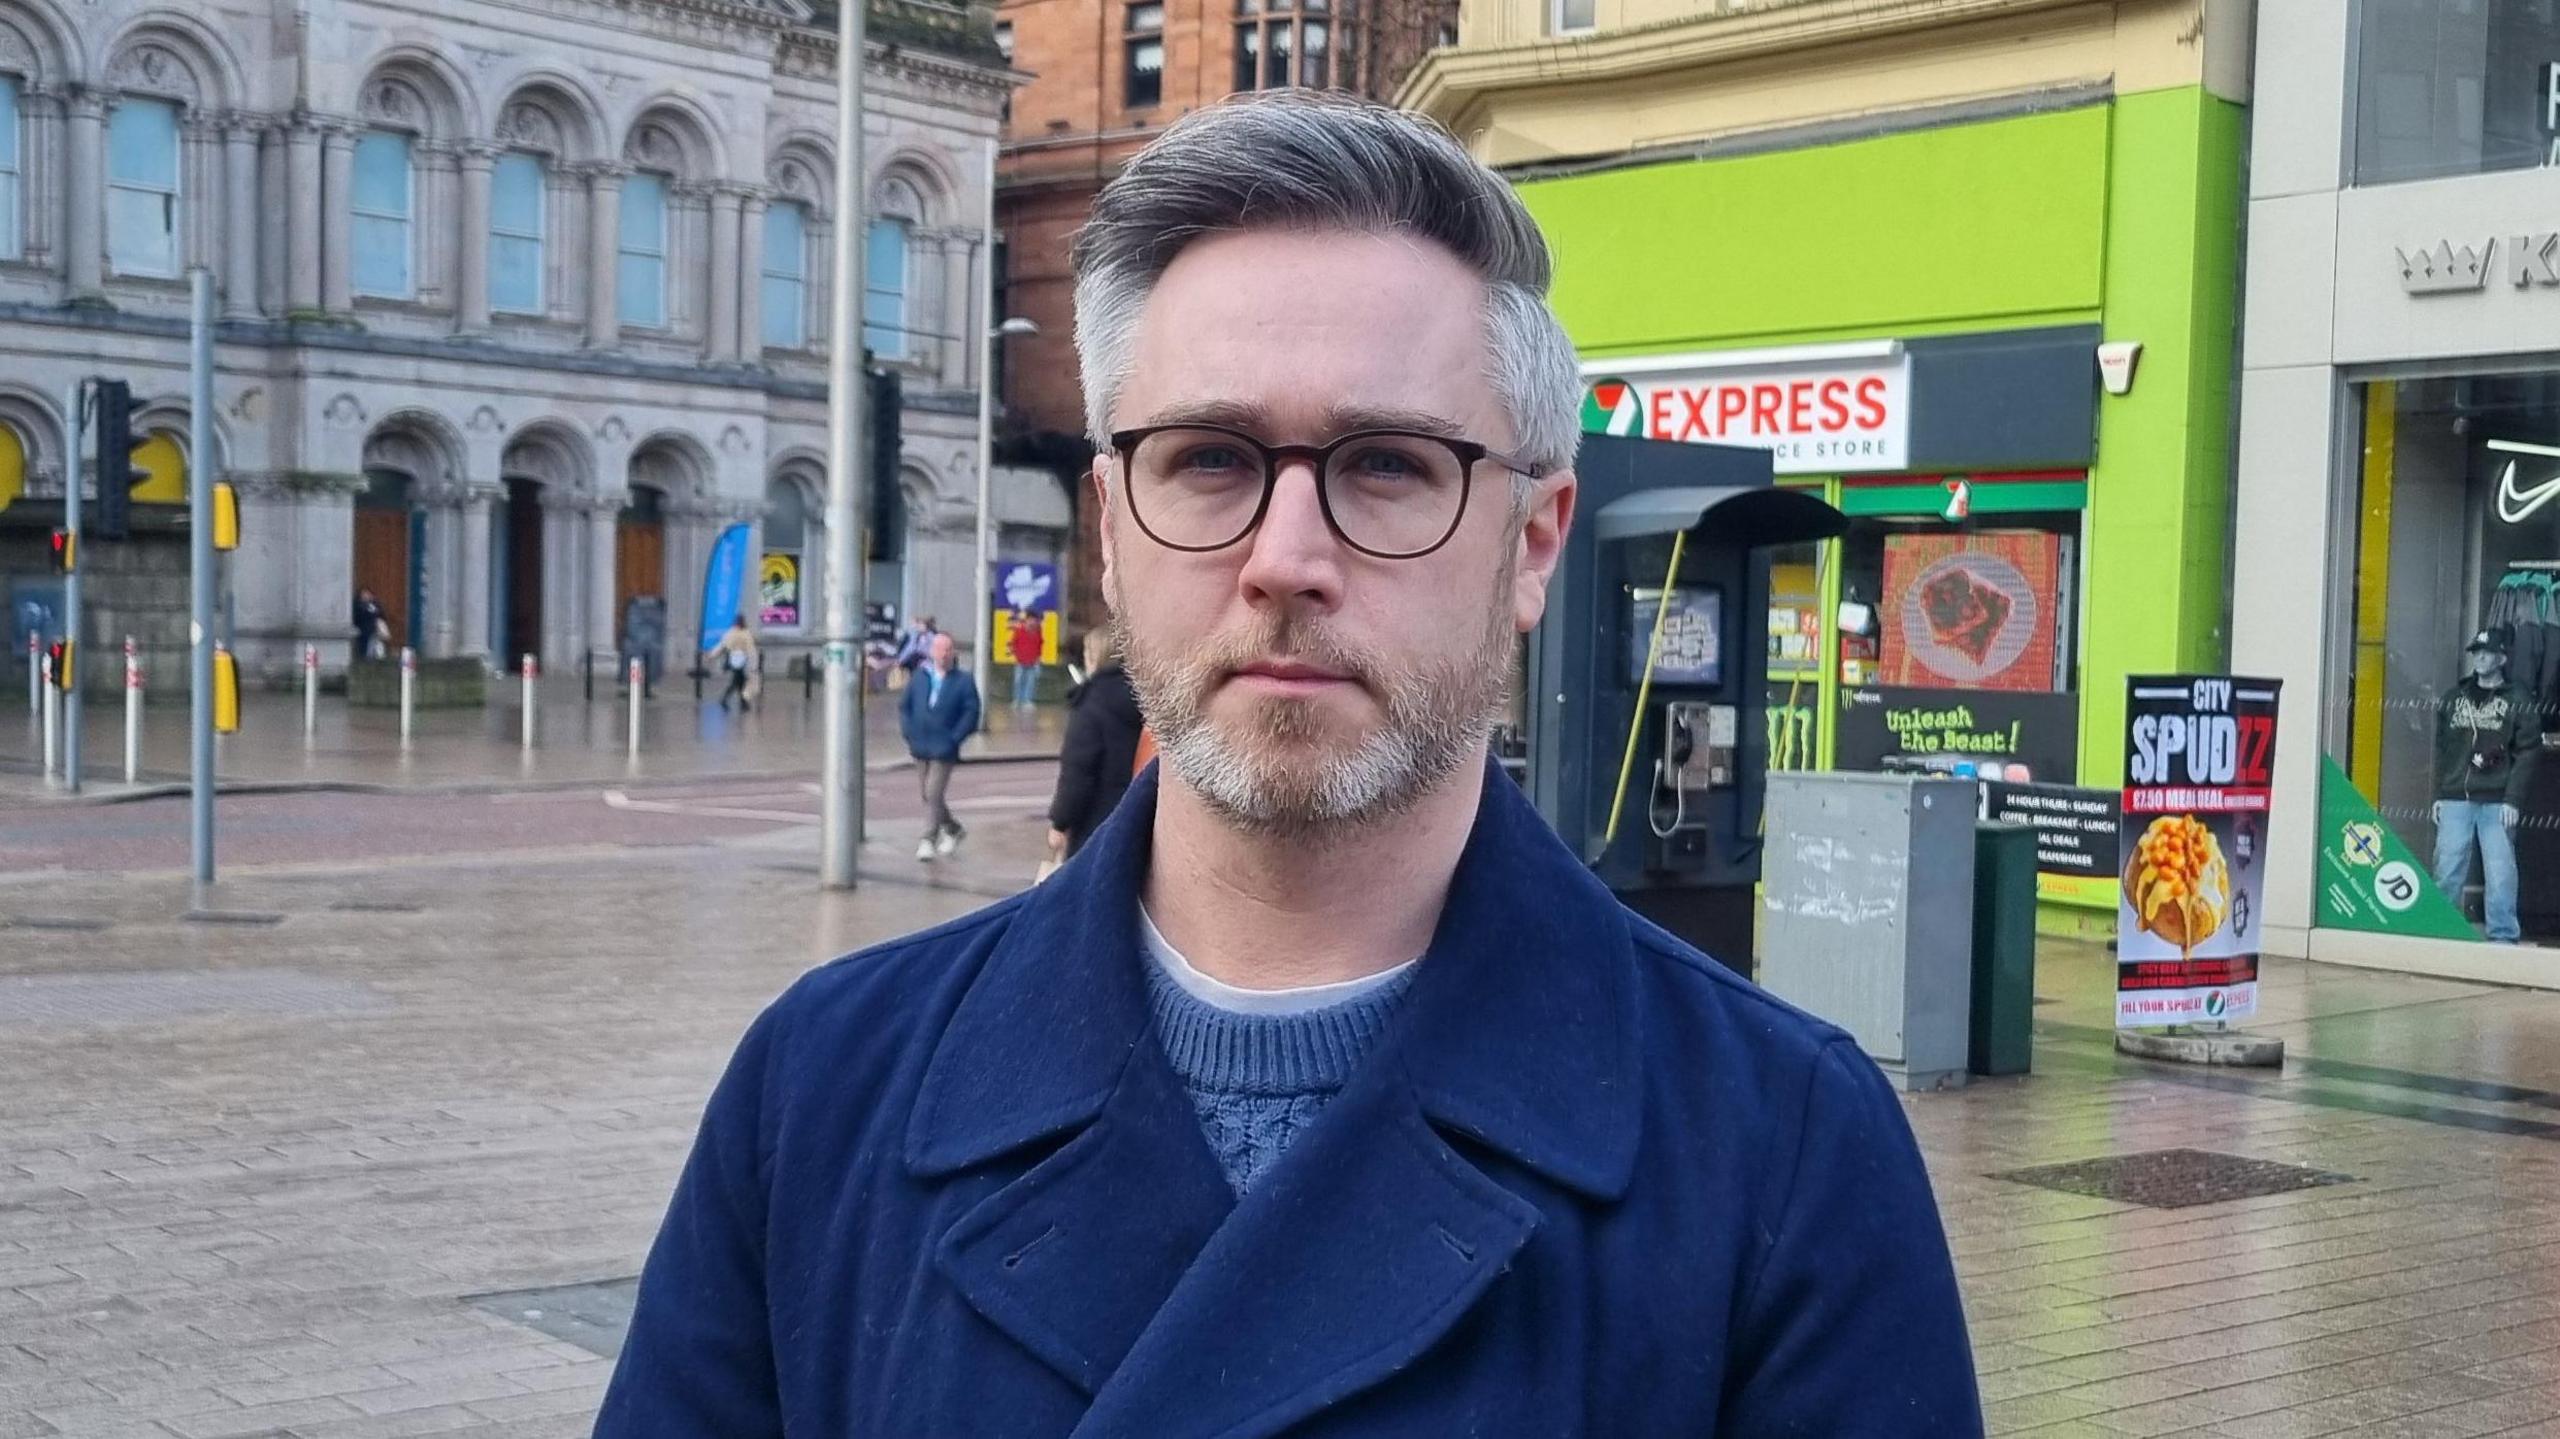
[1581,352,1913,475]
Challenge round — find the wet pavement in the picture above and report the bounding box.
[8,773,2560,1435]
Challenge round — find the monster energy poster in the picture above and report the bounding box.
[2116,675,2282,1028]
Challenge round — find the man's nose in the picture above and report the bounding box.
[1234,457,1345,612]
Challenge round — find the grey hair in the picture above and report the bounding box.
[1071,90,1583,477]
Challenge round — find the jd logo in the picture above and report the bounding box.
[2374,860,2422,914]
[1582,378,1640,437]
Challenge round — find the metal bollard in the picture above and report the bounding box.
[25,633,37,716]
[521,653,538,751]
[398,646,416,747]
[626,657,643,761]
[803,655,815,702]
[124,637,141,784]
[303,643,319,739]
[39,651,57,778]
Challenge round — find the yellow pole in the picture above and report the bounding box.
[1602,530,1688,852]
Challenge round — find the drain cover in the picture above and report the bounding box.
[330,900,425,914]
[467,1277,640,1358]
[1993,1148,2356,1208]
[0,969,390,1027]
[6,915,110,931]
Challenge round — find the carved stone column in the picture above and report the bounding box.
[320,123,356,313]
[417,484,463,658]
[457,484,498,661]
[806,218,833,347]
[221,115,260,317]
[539,487,588,660]
[737,191,768,360]
[63,88,106,299]
[455,144,494,334]
[20,86,60,268]
[583,164,625,349]
[706,186,742,364]
[587,492,625,660]
[286,120,323,313]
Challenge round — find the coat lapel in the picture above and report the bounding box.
[1068,763,1646,1439]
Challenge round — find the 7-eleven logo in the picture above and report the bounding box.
[1583,378,1640,436]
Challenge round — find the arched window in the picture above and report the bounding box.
[0,421,25,514]
[762,201,809,349]
[619,172,670,328]
[864,216,908,358]
[352,130,414,298]
[107,98,181,277]
[762,475,810,629]
[0,74,21,262]
[490,152,545,314]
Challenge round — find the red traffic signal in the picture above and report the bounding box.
[47,640,72,691]
[48,528,73,572]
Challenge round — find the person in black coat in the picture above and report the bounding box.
[1046,630,1146,859]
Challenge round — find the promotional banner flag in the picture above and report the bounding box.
[2116,675,2281,1028]
[698,523,750,655]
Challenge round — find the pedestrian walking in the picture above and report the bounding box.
[899,631,979,861]
[1008,613,1045,710]
[707,615,758,712]
[1045,629,1145,862]
[351,588,389,666]
[601,92,1979,1438]
[890,614,939,693]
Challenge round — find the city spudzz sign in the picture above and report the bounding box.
[2116,676,2281,1029]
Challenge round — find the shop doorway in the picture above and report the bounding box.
[354,470,422,657]
[502,478,545,664]
[615,485,666,659]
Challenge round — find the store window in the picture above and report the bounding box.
[2353,0,2560,185]
[107,97,181,278]
[351,130,414,299]
[1234,0,1344,91]
[490,152,545,315]
[1126,3,1165,109]
[1550,0,1596,36]
[2337,375,2560,945]
[1828,477,2087,786]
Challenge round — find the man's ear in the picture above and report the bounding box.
[1510,469,1577,633]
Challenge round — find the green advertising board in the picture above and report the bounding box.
[2315,757,2478,939]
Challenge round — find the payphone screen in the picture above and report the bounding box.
[1627,585,1723,687]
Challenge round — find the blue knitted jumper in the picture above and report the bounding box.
[1139,917,1418,1195]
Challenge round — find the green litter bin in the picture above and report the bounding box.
[1971,820,2037,1076]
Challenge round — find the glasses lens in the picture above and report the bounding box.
[1324,432,1468,556]
[1127,428,1270,549]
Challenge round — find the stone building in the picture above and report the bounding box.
[0,0,1030,692]
[989,0,1454,631]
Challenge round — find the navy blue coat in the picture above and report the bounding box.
[899,664,980,761]
[596,763,1982,1437]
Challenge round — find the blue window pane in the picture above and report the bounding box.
[620,174,666,254]
[107,99,178,188]
[492,235,542,314]
[353,215,409,297]
[106,188,175,275]
[352,132,410,216]
[763,202,806,281]
[492,154,543,231]
[619,254,664,328]
[864,219,907,357]
[0,76,19,261]
[762,275,803,348]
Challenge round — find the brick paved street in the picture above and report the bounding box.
[10,777,2560,1436]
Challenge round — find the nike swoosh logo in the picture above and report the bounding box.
[2497,459,2560,524]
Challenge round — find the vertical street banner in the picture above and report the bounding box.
[2117,675,2281,1028]
[698,523,750,655]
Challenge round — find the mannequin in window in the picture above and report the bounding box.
[2433,626,2538,945]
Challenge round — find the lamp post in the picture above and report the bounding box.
[972,313,1038,711]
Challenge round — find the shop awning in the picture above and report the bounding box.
[1589,485,1847,547]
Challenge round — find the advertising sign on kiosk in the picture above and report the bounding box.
[2116,675,2282,1027]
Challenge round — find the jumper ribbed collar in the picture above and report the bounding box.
[1138,905,1420,1098]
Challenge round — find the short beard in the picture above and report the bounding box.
[1110,574,1516,840]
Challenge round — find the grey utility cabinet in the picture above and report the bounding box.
[1759,773,1978,1091]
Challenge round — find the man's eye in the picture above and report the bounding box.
[1175,446,1251,473]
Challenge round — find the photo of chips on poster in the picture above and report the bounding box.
[1879,531,2060,691]
[2114,676,2281,1029]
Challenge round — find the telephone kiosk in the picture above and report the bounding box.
[1522,434,1849,974]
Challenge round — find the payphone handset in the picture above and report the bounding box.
[1651,700,1738,837]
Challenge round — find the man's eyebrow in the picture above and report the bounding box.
[1320,404,1466,440]
[1140,399,1271,430]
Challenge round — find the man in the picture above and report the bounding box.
[351,588,388,666]
[706,614,757,712]
[598,92,1979,1435]
[1010,611,1047,710]
[900,630,979,861]
[2434,626,2538,944]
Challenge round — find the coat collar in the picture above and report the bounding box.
[904,758,1642,1202]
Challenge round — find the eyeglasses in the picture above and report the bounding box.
[1109,423,1547,560]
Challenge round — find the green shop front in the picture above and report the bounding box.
[1517,92,2243,928]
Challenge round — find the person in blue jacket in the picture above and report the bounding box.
[598,91,1982,1438]
[898,630,980,861]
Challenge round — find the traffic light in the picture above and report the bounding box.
[48,528,72,573]
[91,379,151,542]
[47,640,71,691]
[867,365,904,563]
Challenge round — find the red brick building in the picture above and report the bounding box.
[992,0,1455,631]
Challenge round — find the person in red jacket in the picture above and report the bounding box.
[1008,612,1046,710]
